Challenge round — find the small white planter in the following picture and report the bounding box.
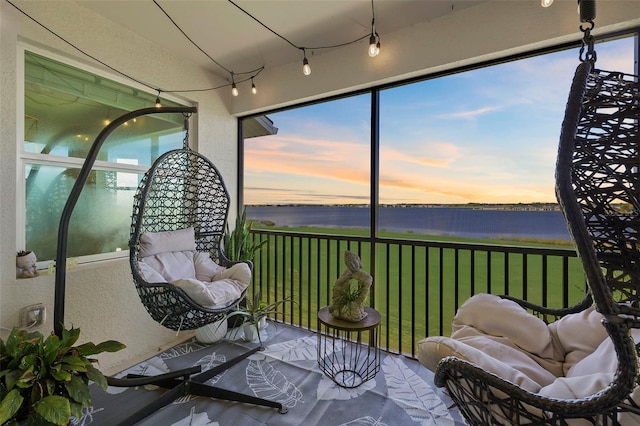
[16,251,38,279]
[258,316,268,330]
[195,319,228,344]
[243,323,260,342]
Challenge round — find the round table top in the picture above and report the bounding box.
[318,306,381,331]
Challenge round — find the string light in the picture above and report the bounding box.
[302,49,312,76]
[157,0,259,98]
[368,33,380,57]
[368,0,380,57]
[229,0,373,79]
[9,0,384,99]
[231,78,239,96]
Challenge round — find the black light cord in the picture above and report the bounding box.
[5,0,255,98]
[371,0,379,40]
[7,0,380,97]
[227,0,298,50]
[153,0,233,76]
[227,0,371,52]
[5,0,161,94]
[309,34,370,50]
[152,0,267,95]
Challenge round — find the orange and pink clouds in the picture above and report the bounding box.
[245,134,554,205]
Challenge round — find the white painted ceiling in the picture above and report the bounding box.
[79,0,487,81]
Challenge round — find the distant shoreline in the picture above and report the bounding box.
[246,202,561,212]
[246,204,572,241]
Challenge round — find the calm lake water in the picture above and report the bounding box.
[246,205,572,242]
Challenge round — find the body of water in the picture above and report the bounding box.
[246,205,572,242]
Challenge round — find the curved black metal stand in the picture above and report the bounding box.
[53,105,286,423]
[107,345,287,426]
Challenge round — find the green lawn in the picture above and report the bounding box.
[250,225,585,355]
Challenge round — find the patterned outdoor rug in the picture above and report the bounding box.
[82,323,466,425]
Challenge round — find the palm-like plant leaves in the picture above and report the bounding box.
[223,208,266,262]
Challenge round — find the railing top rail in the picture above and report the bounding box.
[251,228,578,257]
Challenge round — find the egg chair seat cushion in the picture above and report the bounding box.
[137,227,250,308]
[417,294,616,394]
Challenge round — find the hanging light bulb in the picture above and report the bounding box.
[368,34,380,57]
[302,49,311,76]
[155,90,162,108]
[541,0,553,7]
[302,57,311,75]
[230,72,239,96]
[251,78,257,95]
[368,12,380,57]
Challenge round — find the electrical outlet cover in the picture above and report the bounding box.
[20,303,45,328]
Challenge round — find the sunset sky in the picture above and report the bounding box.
[244,36,634,205]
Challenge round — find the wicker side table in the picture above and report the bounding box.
[317,306,381,388]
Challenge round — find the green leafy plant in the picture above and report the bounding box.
[0,326,125,426]
[224,291,293,345]
[333,280,366,306]
[223,208,267,262]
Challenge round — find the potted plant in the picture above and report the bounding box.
[223,207,267,262]
[16,251,38,279]
[225,291,292,345]
[0,326,125,425]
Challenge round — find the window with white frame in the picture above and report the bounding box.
[20,49,189,263]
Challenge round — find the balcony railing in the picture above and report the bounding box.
[249,229,585,359]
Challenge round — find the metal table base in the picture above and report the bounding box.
[317,306,381,388]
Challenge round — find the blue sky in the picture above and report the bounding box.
[245,36,634,205]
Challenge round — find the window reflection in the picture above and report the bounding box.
[22,51,189,261]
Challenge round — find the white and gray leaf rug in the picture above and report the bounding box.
[83,324,466,425]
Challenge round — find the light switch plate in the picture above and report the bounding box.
[20,303,46,328]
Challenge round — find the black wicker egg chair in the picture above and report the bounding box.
[105,114,286,424]
[52,107,286,425]
[417,8,640,426]
[129,145,243,331]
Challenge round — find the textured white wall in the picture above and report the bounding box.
[0,0,237,374]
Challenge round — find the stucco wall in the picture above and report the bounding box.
[0,0,237,374]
